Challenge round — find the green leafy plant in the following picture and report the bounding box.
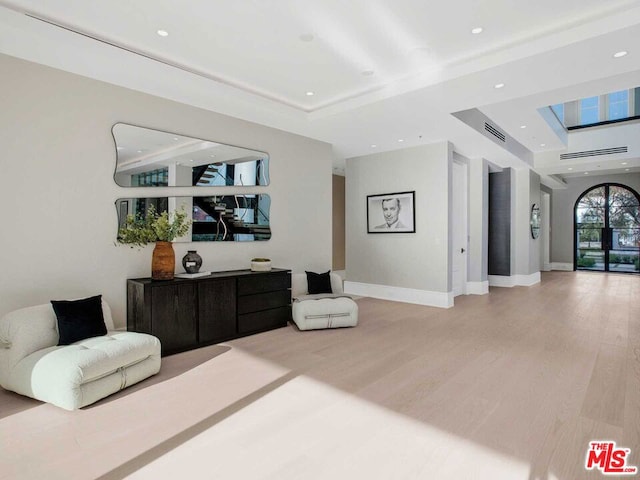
[118,205,191,247]
[577,257,596,268]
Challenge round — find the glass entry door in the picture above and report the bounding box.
[575,184,640,273]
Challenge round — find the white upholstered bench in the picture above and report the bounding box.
[291,273,358,330]
[0,299,160,410]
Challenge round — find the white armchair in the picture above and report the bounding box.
[291,273,358,330]
[0,299,160,410]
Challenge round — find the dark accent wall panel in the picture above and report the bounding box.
[489,170,511,276]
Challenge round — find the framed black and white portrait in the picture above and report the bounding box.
[367,191,415,233]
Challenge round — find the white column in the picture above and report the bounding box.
[234,161,257,187]
[468,158,489,289]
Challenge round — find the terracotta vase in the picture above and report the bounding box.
[151,241,175,280]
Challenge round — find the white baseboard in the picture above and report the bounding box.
[344,281,453,308]
[518,272,541,286]
[488,275,517,288]
[542,263,552,272]
[488,272,541,288]
[551,262,573,271]
[466,281,489,295]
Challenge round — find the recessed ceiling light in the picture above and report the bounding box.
[471,27,483,34]
[362,70,375,76]
[137,150,143,153]
[299,33,314,42]
[584,172,589,175]
[622,162,628,165]
[398,139,404,142]
[540,143,546,147]
[520,125,527,129]
[173,137,179,141]
[116,146,124,150]
[613,51,628,58]
[306,91,315,96]
[189,159,194,162]
[626,168,630,171]
[371,144,377,148]
[494,83,505,89]
[210,154,215,157]
[568,167,573,171]
[176,162,181,166]
[157,30,169,37]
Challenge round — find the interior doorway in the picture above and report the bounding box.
[574,183,640,273]
[541,191,551,271]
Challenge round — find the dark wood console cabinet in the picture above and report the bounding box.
[127,268,291,356]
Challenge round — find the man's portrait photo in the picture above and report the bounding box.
[367,191,415,233]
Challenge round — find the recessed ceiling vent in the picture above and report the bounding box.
[560,146,628,160]
[484,122,506,142]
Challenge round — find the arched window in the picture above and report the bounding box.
[575,183,640,273]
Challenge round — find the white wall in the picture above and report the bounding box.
[541,191,551,271]
[345,142,453,307]
[529,170,542,274]
[468,158,489,284]
[511,168,541,277]
[550,172,640,264]
[0,54,333,327]
[511,169,524,275]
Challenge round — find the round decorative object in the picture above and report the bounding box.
[251,258,272,272]
[152,241,175,280]
[182,250,203,274]
[530,203,541,239]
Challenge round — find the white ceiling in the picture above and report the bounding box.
[1,0,640,183]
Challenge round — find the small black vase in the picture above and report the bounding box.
[182,250,203,274]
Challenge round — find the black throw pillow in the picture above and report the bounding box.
[51,295,108,346]
[306,270,333,294]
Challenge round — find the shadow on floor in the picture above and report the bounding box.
[96,371,298,480]
[0,389,41,419]
[88,344,232,408]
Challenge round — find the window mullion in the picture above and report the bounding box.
[599,94,607,122]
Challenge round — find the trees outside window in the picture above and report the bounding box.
[575,184,640,272]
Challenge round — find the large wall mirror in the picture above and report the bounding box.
[116,195,271,242]
[113,124,270,187]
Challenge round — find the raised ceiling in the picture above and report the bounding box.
[1,0,640,183]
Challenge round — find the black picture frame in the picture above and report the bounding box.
[367,191,416,233]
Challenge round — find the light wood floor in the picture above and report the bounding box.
[1,271,638,479]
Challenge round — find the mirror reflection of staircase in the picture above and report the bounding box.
[192,196,270,241]
[193,163,235,186]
